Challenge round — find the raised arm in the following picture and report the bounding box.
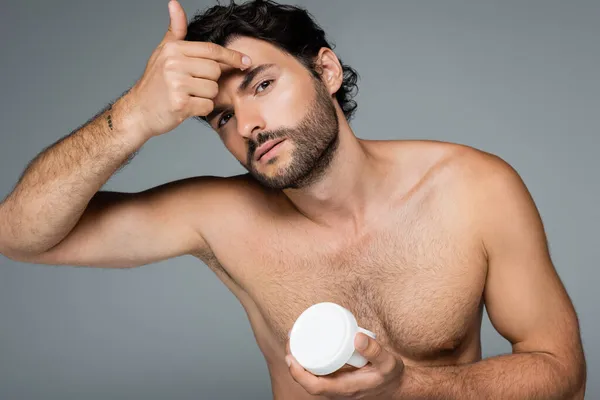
[0,0,251,266]
[0,92,146,260]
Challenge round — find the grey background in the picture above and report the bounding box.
[0,0,598,398]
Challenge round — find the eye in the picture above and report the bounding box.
[256,79,274,94]
[218,112,233,128]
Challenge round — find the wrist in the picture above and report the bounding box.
[110,88,151,149]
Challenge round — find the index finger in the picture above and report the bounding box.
[180,41,252,69]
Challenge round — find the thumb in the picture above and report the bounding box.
[165,0,188,41]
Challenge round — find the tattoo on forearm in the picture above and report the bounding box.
[107,104,114,131]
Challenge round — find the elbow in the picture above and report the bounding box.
[545,350,587,399]
[0,223,57,261]
[0,232,50,261]
[0,243,42,263]
[0,230,53,262]
[0,203,55,259]
[569,357,587,400]
[563,346,587,399]
[0,236,23,260]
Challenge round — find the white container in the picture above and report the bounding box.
[289,302,377,376]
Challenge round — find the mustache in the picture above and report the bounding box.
[248,130,288,160]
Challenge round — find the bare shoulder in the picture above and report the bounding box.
[364,139,521,191]
[373,138,533,228]
[384,139,523,192]
[410,141,540,244]
[432,141,528,202]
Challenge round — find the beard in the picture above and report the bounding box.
[243,78,340,190]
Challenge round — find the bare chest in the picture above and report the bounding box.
[208,208,488,363]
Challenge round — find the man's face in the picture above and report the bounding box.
[207,37,340,189]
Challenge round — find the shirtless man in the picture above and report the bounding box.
[0,1,586,399]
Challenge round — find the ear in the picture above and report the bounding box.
[314,48,344,95]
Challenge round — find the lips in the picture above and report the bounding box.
[255,139,285,161]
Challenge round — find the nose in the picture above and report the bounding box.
[235,101,265,141]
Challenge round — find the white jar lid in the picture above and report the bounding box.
[289,302,360,376]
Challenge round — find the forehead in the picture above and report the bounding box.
[219,37,299,76]
[228,36,288,63]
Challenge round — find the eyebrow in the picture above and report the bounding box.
[206,63,276,124]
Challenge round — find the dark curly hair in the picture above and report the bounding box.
[185,0,359,123]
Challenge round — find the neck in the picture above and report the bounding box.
[283,117,386,231]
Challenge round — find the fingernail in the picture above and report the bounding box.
[242,56,252,66]
[285,356,292,367]
[356,334,368,350]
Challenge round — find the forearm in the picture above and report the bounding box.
[397,352,584,400]
[0,91,148,256]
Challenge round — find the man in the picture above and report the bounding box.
[0,0,586,398]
